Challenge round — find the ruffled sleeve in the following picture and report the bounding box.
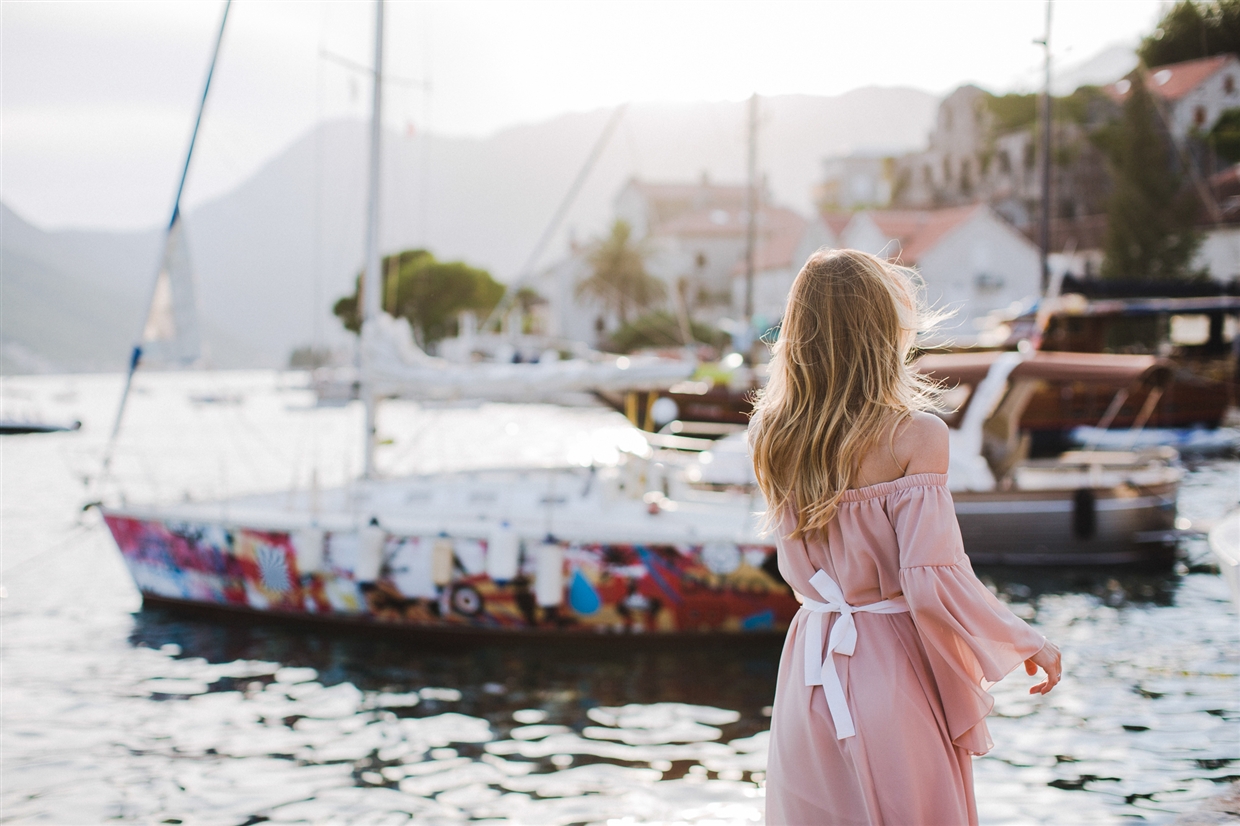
[890,476,1046,755]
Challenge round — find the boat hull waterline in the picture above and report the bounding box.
[102,512,799,636]
[102,482,1179,635]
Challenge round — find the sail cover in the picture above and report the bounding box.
[361,312,695,402]
[140,214,201,366]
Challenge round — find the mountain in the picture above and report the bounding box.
[0,204,256,372]
[2,87,937,371]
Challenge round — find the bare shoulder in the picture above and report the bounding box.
[894,411,949,476]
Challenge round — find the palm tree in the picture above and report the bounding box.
[575,220,666,325]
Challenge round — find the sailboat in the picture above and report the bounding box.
[99,1,798,638]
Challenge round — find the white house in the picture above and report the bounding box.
[1107,54,1240,142]
[840,205,1043,333]
[725,207,811,328]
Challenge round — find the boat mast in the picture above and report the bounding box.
[742,93,758,349]
[100,0,231,476]
[361,0,385,480]
[1036,0,1052,295]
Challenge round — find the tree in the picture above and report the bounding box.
[605,310,730,354]
[333,249,504,346]
[1096,75,1205,281]
[1138,0,1240,68]
[1209,108,1240,163]
[574,220,666,325]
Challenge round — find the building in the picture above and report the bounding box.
[887,83,1114,230]
[614,176,808,324]
[532,177,811,347]
[816,153,895,211]
[839,205,1043,333]
[1106,54,1240,142]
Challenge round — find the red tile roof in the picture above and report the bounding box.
[1148,54,1234,101]
[1107,54,1237,102]
[752,208,809,272]
[820,211,853,239]
[861,204,984,264]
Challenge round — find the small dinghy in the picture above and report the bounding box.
[0,419,81,435]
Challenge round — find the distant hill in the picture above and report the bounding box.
[1,88,937,372]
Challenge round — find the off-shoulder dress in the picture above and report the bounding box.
[765,473,1047,826]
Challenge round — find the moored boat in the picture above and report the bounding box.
[674,350,1185,566]
[103,464,797,636]
[97,1,795,639]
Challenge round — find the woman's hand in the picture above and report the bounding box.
[1025,640,1062,695]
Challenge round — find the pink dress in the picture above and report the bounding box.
[765,473,1046,826]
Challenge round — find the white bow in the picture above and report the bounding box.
[802,569,910,739]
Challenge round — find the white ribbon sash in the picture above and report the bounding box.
[801,569,910,739]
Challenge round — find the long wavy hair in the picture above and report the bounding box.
[749,248,941,540]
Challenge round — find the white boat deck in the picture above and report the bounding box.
[115,465,768,547]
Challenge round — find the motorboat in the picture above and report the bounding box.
[676,350,1185,566]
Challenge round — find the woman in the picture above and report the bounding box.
[750,249,1062,825]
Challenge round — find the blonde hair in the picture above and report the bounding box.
[749,248,941,540]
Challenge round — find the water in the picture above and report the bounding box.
[3,371,1237,825]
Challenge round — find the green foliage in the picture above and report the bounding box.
[1138,0,1240,68]
[287,346,334,369]
[332,249,504,345]
[985,94,1039,133]
[574,220,666,325]
[605,310,729,354]
[983,87,1111,134]
[1096,78,1206,281]
[1209,108,1240,163]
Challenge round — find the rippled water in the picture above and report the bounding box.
[3,371,1237,825]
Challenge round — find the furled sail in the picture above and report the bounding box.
[361,312,695,402]
[139,213,202,366]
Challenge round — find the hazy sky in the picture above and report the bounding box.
[3,0,1165,231]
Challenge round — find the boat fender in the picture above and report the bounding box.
[432,536,455,586]
[291,528,325,574]
[356,524,386,582]
[1073,488,1097,540]
[487,522,520,582]
[535,542,565,607]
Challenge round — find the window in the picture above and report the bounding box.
[998,151,1011,175]
[942,158,952,182]
[1194,106,1207,127]
[1225,75,1236,95]
[974,273,1005,293]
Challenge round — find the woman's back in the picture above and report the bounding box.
[752,249,1060,826]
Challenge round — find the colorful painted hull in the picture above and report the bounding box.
[103,514,800,636]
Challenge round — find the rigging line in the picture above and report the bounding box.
[482,103,628,332]
[100,0,232,479]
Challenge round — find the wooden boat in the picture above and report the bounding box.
[673,350,1185,567]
